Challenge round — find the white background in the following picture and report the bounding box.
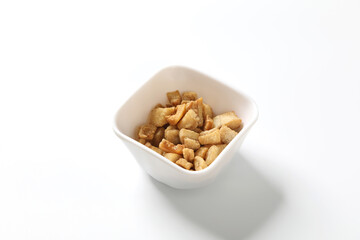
[1,0,359,239]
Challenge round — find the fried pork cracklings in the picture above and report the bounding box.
[135,90,242,171]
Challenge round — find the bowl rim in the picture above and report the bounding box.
[112,65,259,176]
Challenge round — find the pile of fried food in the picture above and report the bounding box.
[135,90,242,171]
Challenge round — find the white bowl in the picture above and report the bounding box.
[113,66,258,189]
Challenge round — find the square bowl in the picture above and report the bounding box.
[113,66,258,189]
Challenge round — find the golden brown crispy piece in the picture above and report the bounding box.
[175,158,193,170]
[195,146,209,159]
[164,125,180,144]
[163,152,182,162]
[179,128,199,143]
[154,103,164,108]
[138,138,146,144]
[166,103,187,125]
[204,115,214,130]
[203,103,213,118]
[159,139,184,154]
[182,91,198,101]
[184,101,193,112]
[183,148,195,162]
[177,109,199,130]
[205,144,227,165]
[166,90,182,106]
[194,156,207,171]
[151,127,165,147]
[191,98,204,127]
[219,125,237,144]
[138,124,157,140]
[213,111,242,130]
[145,142,164,155]
[184,137,201,150]
[149,107,176,127]
[198,128,221,145]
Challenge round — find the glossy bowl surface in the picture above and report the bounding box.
[113,66,258,189]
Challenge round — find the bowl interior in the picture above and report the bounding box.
[115,66,258,140]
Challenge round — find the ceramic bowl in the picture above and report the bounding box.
[113,66,258,189]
